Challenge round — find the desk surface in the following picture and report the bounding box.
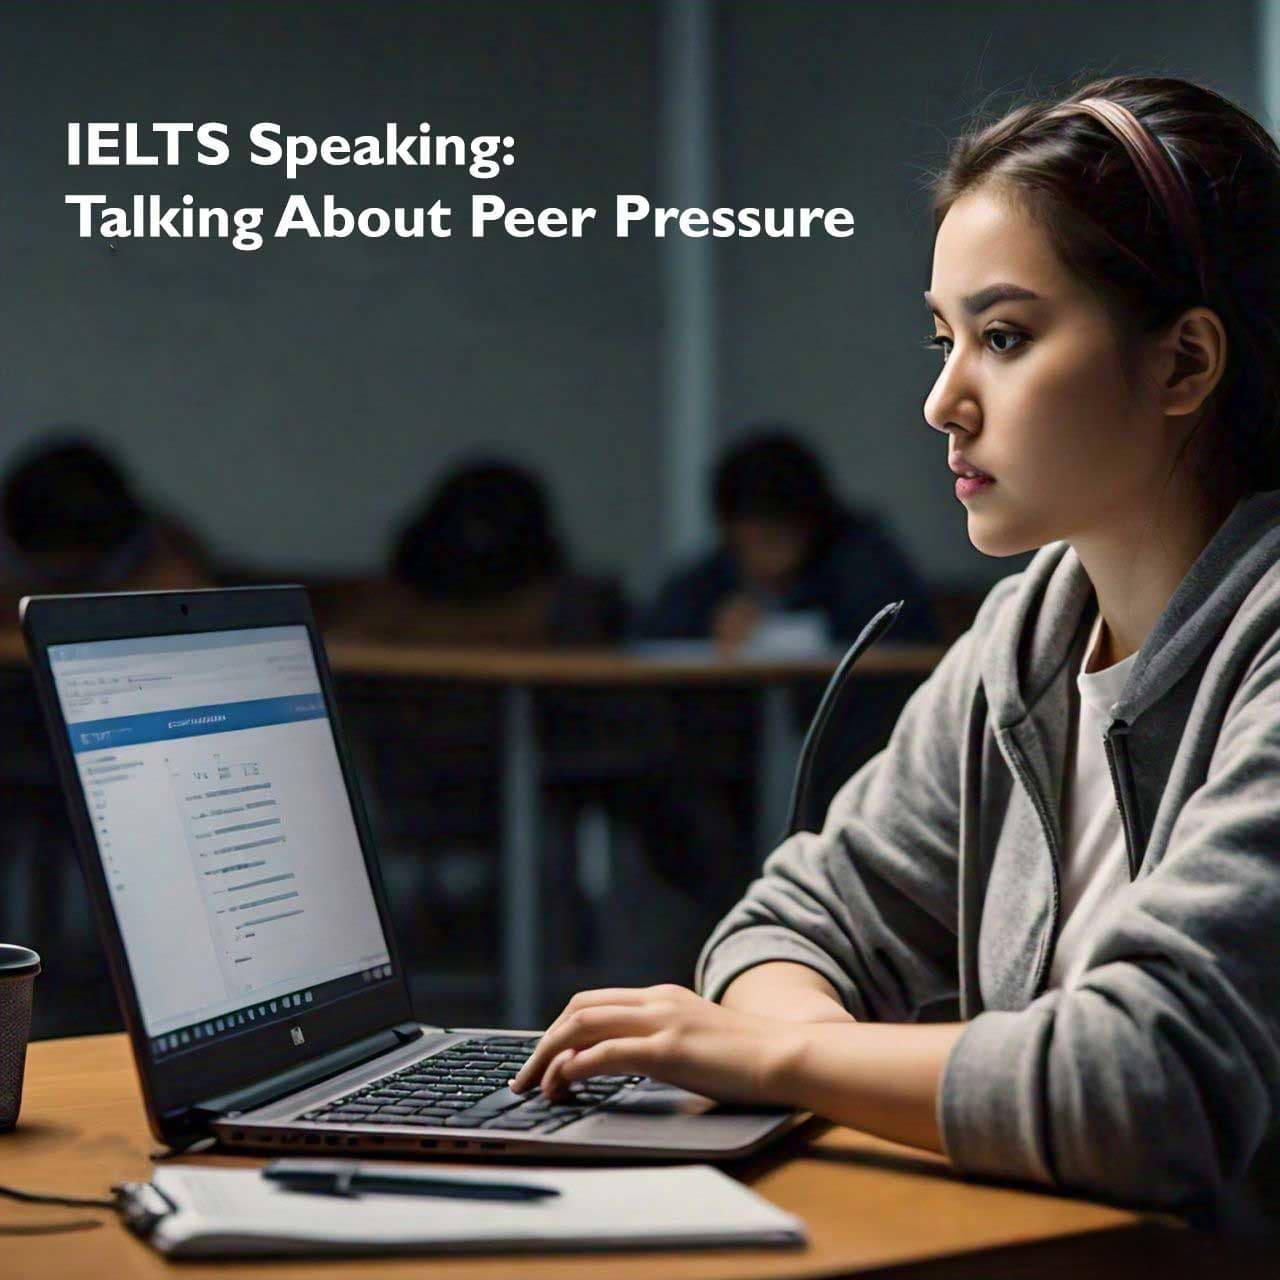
[0,628,943,682]
[3,1032,1234,1280]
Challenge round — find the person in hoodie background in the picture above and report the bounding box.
[637,428,941,651]
[511,75,1280,1234]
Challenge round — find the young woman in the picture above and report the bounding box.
[512,74,1280,1232]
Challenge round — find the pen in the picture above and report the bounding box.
[262,1159,559,1201]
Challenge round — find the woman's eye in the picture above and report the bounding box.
[985,328,1025,354]
[922,329,1025,362]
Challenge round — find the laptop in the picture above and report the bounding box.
[21,586,805,1159]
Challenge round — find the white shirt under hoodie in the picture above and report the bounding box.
[1047,606,1140,989]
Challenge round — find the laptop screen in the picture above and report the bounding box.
[48,624,393,1061]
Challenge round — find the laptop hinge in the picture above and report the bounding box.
[191,1021,424,1123]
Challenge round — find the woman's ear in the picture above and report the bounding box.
[1152,306,1228,417]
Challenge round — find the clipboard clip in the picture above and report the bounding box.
[112,1180,179,1238]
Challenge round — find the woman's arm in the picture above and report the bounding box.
[774,1019,964,1153]
[720,966,969,1154]
[719,961,855,1023]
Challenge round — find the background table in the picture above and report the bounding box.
[9,1032,1272,1278]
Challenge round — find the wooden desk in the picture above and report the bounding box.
[7,1032,1258,1279]
[0,632,943,1026]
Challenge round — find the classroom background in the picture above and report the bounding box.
[1,0,1270,1039]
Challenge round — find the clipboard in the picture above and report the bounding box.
[114,1161,807,1258]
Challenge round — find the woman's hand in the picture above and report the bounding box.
[509,984,961,1157]
[509,984,801,1104]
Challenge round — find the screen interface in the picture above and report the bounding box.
[49,625,392,1059]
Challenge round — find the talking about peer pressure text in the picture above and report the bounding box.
[64,122,855,252]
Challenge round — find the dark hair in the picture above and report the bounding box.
[2,435,146,555]
[392,459,564,601]
[712,427,843,538]
[930,73,1280,509]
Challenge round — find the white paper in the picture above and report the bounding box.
[146,1162,806,1257]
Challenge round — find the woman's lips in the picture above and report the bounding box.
[956,474,996,500]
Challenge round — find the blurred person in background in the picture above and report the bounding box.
[0,434,215,613]
[333,458,621,646]
[637,427,940,652]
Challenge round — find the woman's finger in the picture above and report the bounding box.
[511,1004,657,1092]
[539,1048,576,1098]
[530,987,652,1065]
[541,1045,593,1098]
[519,1004,657,1087]
[537,988,652,1045]
[554,1037,661,1088]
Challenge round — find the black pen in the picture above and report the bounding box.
[262,1159,559,1202]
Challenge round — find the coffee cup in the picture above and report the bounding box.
[0,945,41,1131]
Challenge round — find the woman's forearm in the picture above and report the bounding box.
[770,1020,966,1155]
[719,960,854,1022]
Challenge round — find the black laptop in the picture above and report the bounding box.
[21,586,803,1158]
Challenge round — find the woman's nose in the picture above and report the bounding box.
[923,354,979,438]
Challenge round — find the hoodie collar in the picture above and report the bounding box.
[983,488,1280,730]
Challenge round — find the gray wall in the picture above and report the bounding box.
[2,1,1266,596]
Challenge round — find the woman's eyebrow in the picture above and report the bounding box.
[923,283,1043,317]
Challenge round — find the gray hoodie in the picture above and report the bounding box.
[695,488,1280,1233]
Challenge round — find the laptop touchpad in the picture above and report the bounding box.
[607,1081,716,1115]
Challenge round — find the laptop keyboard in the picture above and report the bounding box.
[302,1036,644,1134]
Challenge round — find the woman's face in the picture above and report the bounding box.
[923,185,1169,557]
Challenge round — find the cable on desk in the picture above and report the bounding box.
[0,1218,103,1235]
[0,1180,115,1235]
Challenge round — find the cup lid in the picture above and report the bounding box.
[0,945,41,977]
